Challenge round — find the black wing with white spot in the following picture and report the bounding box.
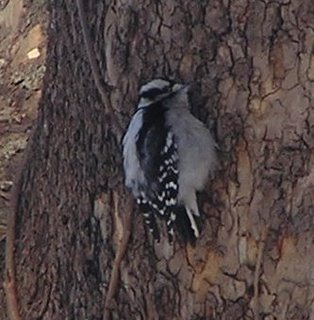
[156,131,179,241]
[136,193,160,241]
[136,129,179,242]
[136,104,179,241]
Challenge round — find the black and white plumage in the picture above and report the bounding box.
[122,79,217,243]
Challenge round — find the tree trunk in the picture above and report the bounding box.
[6,0,314,319]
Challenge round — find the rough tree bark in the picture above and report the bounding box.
[5,0,314,319]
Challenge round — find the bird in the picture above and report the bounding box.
[122,78,217,243]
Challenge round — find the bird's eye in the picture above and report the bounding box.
[140,88,164,99]
[140,85,173,99]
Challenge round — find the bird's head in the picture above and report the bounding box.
[138,79,187,107]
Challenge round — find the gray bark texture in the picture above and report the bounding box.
[8,0,314,319]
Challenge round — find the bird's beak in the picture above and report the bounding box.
[173,83,190,92]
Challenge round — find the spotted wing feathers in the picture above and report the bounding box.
[137,131,179,242]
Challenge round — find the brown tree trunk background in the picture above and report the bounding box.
[5,0,314,319]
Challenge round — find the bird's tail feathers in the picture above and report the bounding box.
[174,205,200,245]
